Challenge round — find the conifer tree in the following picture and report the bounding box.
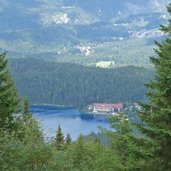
[136,4,171,171]
[106,113,139,170]
[21,98,44,142]
[73,134,85,167]
[55,125,64,150]
[23,98,30,116]
[0,53,20,131]
[22,98,32,123]
[65,133,72,145]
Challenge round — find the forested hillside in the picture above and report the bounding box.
[9,58,153,107]
[0,0,169,67]
[1,2,171,171]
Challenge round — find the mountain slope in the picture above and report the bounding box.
[0,0,170,66]
[9,58,153,107]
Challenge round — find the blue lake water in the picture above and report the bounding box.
[30,105,110,140]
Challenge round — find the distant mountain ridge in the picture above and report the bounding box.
[0,0,170,66]
[0,0,169,27]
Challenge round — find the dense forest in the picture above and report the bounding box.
[8,58,153,107]
[0,2,171,171]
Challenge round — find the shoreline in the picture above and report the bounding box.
[31,104,75,109]
[30,104,110,115]
[31,104,117,116]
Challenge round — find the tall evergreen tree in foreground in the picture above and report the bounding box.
[106,113,140,170]
[0,53,20,131]
[136,4,171,171]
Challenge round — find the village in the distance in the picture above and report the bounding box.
[86,102,140,115]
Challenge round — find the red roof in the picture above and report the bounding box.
[93,103,123,109]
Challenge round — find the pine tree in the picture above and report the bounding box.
[106,113,140,170]
[0,53,20,131]
[65,133,72,145]
[73,134,85,167]
[22,98,32,123]
[135,4,171,171]
[23,98,30,116]
[21,98,43,141]
[55,125,64,150]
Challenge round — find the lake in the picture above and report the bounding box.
[30,105,111,140]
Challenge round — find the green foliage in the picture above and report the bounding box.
[69,134,98,171]
[23,98,30,115]
[0,125,52,171]
[65,133,72,146]
[22,98,32,124]
[54,125,65,150]
[103,114,140,171]
[62,38,155,67]
[0,53,20,131]
[1,3,171,170]
[20,141,52,171]
[9,58,153,107]
[73,135,85,167]
[134,4,171,171]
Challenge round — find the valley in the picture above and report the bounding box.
[1,1,171,170]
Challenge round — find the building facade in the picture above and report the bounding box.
[92,103,123,114]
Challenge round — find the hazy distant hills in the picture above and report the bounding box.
[63,0,168,22]
[0,0,168,27]
[0,0,170,67]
